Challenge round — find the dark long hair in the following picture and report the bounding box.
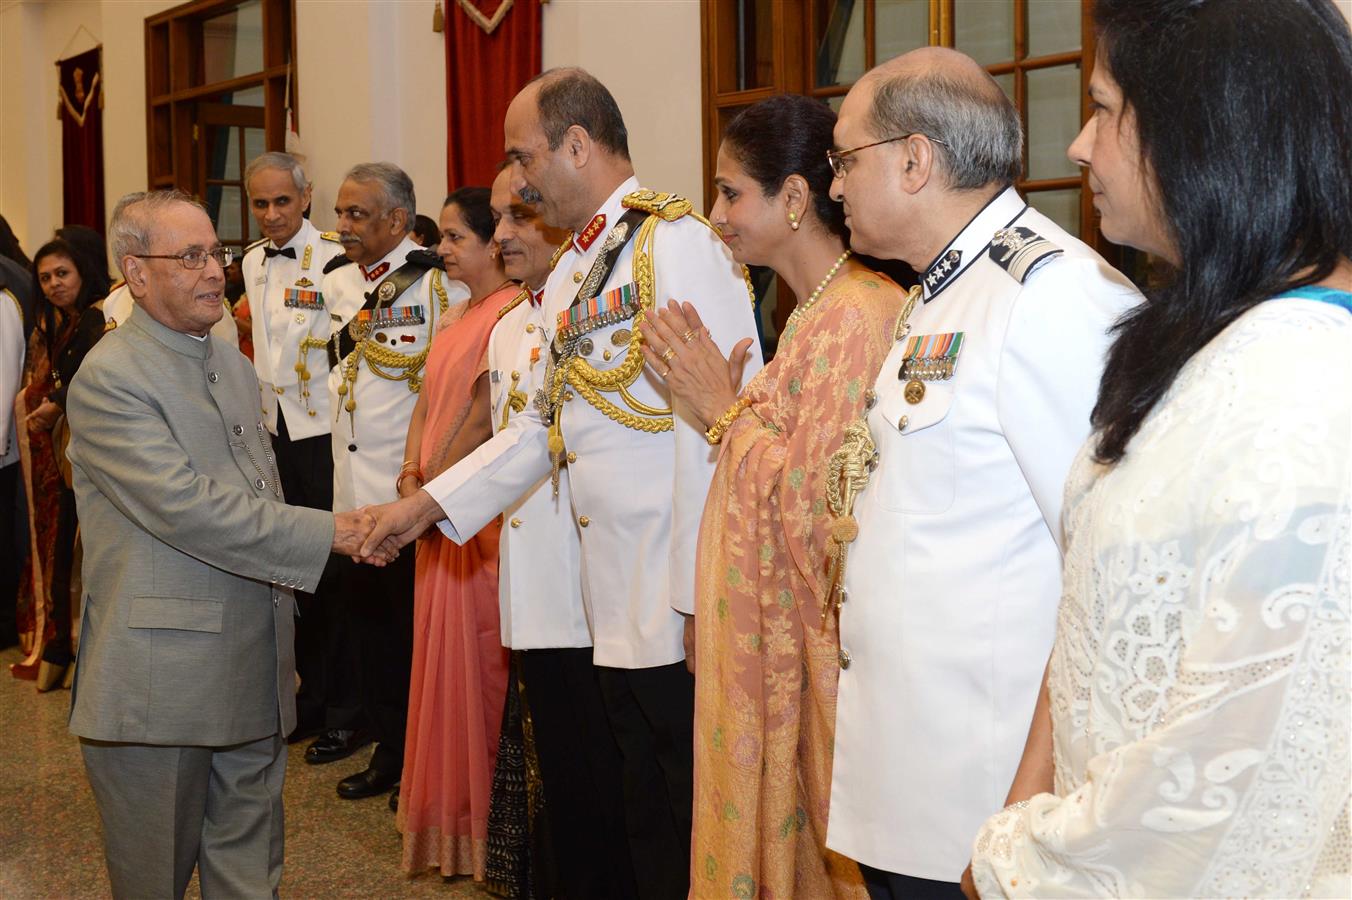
[1090,0,1352,463]
[31,238,102,359]
[55,224,113,301]
[0,214,29,268]
[722,94,847,241]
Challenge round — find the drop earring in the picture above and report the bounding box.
[788,211,800,231]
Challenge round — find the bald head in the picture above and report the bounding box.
[863,46,1022,190]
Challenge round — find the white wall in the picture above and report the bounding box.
[0,0,705,251]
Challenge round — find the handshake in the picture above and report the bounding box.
[329,490,447,564]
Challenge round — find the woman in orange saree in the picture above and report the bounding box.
[396,187,516,880]
[640,95,915,898]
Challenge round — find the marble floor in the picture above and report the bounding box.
[0,646,485,898]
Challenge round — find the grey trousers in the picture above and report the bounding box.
[80,733,286,899]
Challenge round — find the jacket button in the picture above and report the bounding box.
[838,648,852,670]
[572,272,583,283]
[525,324,535,333]
[564,391,574,402]
[897,415,909,431]
[254,477,266,490]
[509,517,522,528]
[566,451,577,463]
[578,515,590,528]
[207,371,219,383]
[348,443,357,452]
[274,595,279,608]
[232,424,244,436]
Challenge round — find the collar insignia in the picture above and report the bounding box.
[360,261,391,283]
[924,248,962,293]
[574,213,606,253]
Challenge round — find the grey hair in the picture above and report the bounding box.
[244,151,309,194]
[343,162,416,220]
[868,69,1023,190]
[108,189,204,273]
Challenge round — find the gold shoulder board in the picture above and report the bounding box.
[244,236,269,254]
[497,289,528,320]
[548,239,570,271]
[319,231,342,243]
[622,190,692,222]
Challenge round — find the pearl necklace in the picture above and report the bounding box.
[787,250,852,331]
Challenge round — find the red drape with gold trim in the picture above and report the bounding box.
[445,0,542,190]
[57,46,106,235]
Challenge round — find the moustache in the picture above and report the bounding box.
[519,185,543,205]
[339,236,360,245]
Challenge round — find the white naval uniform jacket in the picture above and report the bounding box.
[424,176,763,669]
[323,236,469,512]
[487,289,591,650]
[242,219,350,440]
[826,187,1142,880]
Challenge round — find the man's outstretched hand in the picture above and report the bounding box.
[356,490,445,562]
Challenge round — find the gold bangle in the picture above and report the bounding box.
[395,470,423,492]
[705,397,750,445]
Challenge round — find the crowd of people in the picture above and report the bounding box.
[2,0,1349,897]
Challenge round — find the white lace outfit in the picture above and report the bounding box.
[971,297,1352,898]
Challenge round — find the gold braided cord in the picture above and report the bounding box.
[548,239,571,270]
[556,212,675,433]
[618,384,671,417]
[431,269,449,314]
[823,420,875,624]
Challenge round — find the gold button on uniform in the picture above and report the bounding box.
[564,391,574,402]
[904,379,925,404]
[838,648,852,669]
[275,386,285,395]
[573,272,584,283]
[897,415,909,431]
[525,324,535,333]
[578,515,590,527]
[510,517,522,528]
[566,451,577,463]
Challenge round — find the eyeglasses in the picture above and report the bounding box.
[133,247,234,270]
[826,133,948,179]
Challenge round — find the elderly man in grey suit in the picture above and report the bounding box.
[65,190,390,899]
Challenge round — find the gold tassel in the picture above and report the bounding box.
[432,0,444,32]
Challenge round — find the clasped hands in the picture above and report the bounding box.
[637,300,754,427]
[331,490,446,565]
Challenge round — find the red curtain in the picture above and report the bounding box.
[444,0,543,190]
[57,46,106,235]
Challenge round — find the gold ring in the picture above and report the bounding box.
[661,347,677,362]
[660,365,671,378]
[682,329,698,343]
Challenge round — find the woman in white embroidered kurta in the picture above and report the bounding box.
[968,0,1352,896]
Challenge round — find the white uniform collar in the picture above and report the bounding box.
[921,186,1027,302]
[269,219,313,254]
[570,175,640,257]
[361,235,421,279]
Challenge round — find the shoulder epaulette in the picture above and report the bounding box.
[322,255,353,275]
[244,236,269,254]
[622,189,692,222]
[109,279,126,293]
[497,289,528,320]
[404,248,445,271]
[320,231,342,243]
[988,227,1063,284]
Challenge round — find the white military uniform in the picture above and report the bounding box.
[1,288,23,466]
[424,176,763,668]
[241,220,350,437]
[826,186,1142,880]
[487,286,590,650]
[102,283,240,349]
[323,236,468,512]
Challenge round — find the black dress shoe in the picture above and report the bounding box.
[304,729,372,765]
[337,766,400,799]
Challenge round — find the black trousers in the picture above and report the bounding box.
[0,462,21,648]
[332,549,414,774]
[859,864,965,900]
[520,647,638,900]
[595,661,695,900]
[272,412,359,733]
